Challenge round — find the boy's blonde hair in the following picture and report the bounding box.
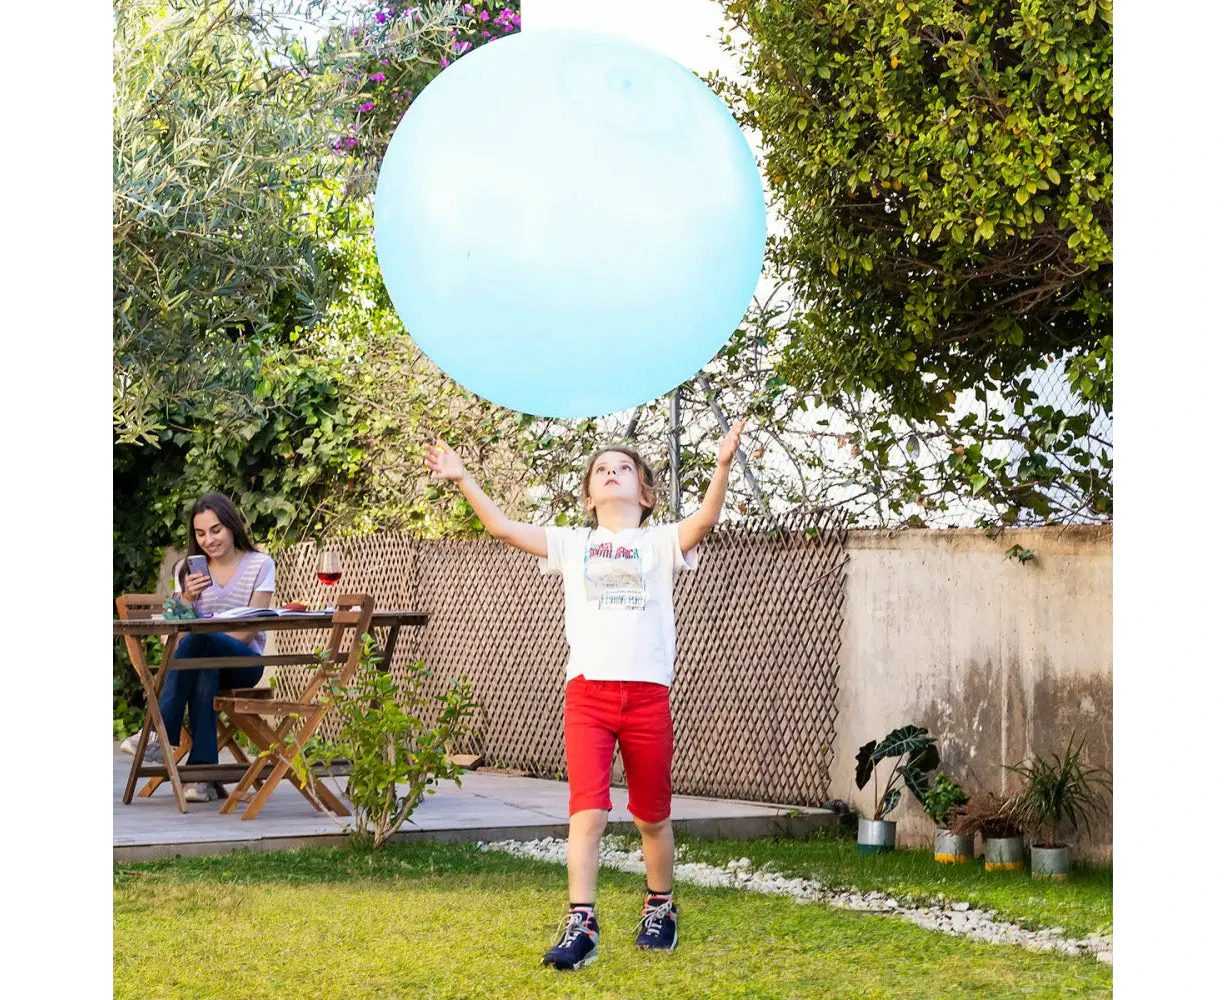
[581,445,658,528]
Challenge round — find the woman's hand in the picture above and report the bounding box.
[717,419,747,468]
[424,440,469,482]
[182,572,211,603]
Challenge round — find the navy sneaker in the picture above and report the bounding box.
[635,895,678,951]
[542,909,599,970]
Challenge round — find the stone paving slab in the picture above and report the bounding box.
[113,744,835,861]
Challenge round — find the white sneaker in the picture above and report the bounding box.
[184,782,218,803]
[120,733,155,756]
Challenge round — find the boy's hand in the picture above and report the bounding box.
[424,440,468,482]
[717,419,747,468]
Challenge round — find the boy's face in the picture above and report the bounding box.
[586,451,650,515]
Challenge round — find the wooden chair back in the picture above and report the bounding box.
[116,593,164,620]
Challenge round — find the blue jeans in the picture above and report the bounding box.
[158,633,265,765]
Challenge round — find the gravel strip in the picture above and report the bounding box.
[478,837,1112,964]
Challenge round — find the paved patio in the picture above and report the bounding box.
[113,744,836,861]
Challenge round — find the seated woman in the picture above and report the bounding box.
[150,491,276,802]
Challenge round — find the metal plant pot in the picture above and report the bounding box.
[1030,844,1072,880]
[857,818,896,854]
[933,827,974,863]
[983,836,1025,872]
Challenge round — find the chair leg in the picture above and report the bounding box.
[239,755,292,820]
[217,715,280,815]
[137,731,192,798]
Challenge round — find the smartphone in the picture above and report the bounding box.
[187,554,211,582]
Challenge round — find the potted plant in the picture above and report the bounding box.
[854,725,939,854]
[949,792,1026,871]
[920,772,971,863]
[1003,734,1112,879]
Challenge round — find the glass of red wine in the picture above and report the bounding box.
[318,551,343,587]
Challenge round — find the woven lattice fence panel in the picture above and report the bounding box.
[268,508,847,804]
[269,533,419,740]
[670,506,847,805]
[412,537,569,773]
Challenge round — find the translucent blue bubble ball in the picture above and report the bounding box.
[374,29,766,419]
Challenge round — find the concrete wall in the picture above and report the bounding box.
[831,526,1112,862]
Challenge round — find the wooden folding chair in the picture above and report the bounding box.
[214,594,375,820]
[117,594,271,807]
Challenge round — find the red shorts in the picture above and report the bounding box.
[563,674,673,823]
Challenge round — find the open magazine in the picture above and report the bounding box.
[211,607,326,619]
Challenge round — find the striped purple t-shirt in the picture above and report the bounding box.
[175,550,277,654]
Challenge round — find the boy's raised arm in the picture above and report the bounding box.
[678,419,746,555]
[424,440,548,558]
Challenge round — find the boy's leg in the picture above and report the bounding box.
[619,681,675,884]
[619,682,679,951]
[543,677,617,970]
[633,814,674,896]
[562,677,618,903]
[567,808,608,903]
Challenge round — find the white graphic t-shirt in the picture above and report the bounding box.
[539,522,699,687]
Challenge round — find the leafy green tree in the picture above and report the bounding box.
[709,0,1111,522]
[714,0,1111,418]
[112,0,450,445]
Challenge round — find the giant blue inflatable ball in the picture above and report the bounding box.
[374,29,766,419]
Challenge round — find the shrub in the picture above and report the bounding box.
[298,637,478,848]
[920,772,970,828]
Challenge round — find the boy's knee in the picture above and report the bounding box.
[633,815,671,835]
[570,808,609,835]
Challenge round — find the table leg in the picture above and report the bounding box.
[381,624,401,671]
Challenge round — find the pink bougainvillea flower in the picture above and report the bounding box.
[439,56,450,67]
[370,72,386,82]
[455,40,472,54]
[479,10,489,20]
[375,11,387,24]
[360,101,375,111]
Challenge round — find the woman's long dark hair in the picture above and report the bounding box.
[177,492,258,591]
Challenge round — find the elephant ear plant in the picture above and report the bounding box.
[855,725,940,820]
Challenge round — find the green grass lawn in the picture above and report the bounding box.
[659,825,1112,939]
[114,842,1111,1000]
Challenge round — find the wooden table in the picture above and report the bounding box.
[114,610,429,813]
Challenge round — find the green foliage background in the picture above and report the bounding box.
[113,1,523,733]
